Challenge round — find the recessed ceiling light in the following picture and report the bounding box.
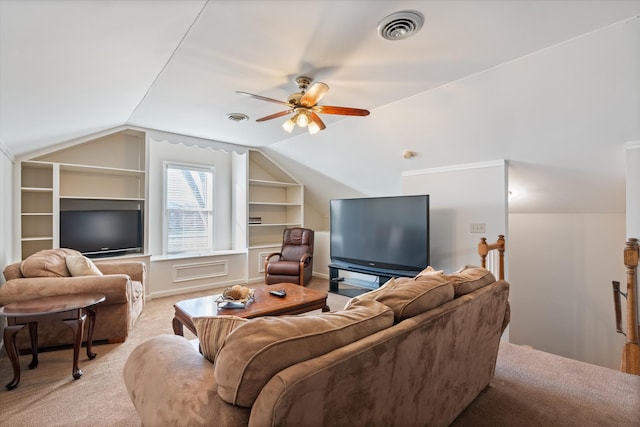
[226,113,249,122]
[378,10,424,41]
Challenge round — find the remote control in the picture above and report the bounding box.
[269,289,287,298]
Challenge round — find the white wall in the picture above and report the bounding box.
[627,143,640,239]
[146,135,248,297]
[313,231,330,278]
[626,142,640,333]
[0,143,13,277]
[402,161,508,273]
[0,141,15,349]
[389,19,638,370]
[509,214,626,369]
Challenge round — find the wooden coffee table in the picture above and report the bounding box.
[0,293,106,390]
[173,283,330,337]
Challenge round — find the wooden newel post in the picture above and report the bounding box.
[621,237,640,375]
[478,235,505,281]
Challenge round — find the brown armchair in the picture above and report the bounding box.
[0,248,145,350]
[264,228,314,286]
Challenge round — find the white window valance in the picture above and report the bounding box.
[149,129,249,154]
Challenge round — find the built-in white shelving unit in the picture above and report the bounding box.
[247,150,303,282]
[18,130,146,259]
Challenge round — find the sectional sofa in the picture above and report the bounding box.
[124,266,510,426]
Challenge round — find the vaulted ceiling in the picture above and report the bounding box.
[2,0,639,215]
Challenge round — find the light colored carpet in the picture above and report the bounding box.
[1,279,638,427]
[0,279,349,426]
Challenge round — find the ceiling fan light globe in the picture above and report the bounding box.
[282,118,295,133]
[308,122,321,135]
[296,113,309,127]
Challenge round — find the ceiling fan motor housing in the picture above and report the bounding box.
[288,93,303,105]
[295,76,312,92]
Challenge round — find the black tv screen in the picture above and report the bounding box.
[60,210,143,257]
[330,195,429,275]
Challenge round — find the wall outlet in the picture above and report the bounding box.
[470,223,486,233]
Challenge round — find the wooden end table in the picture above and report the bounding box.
[0,293,106,390]
[173,283,330,337]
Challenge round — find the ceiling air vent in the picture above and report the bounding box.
[378,10,424,41]
[226,112,249,122]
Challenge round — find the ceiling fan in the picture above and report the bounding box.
[236,76,370,135]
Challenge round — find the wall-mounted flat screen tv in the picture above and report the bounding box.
[330,195,429,276]
[60,210,143,257]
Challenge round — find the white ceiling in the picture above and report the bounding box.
[2,0,640,215]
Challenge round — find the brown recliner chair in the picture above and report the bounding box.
[264,228,314,286]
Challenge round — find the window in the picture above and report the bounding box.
[164,163,215,254]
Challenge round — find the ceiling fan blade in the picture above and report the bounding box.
[236,91,291,107]
[255,110,293,122]
[314,105,370,116]
[300,82,329,107]
[309,111,326,130]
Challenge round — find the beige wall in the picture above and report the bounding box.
[509,213,627,370]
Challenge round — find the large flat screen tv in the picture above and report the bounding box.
[60,210,143,257]
[330,195,429,276]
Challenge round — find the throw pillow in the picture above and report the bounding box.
[365,275,454,322]
[193,316,249,363]
[415,265,444,277]
[443,265,496,297]
[20,248,82,277]
[66,255,103,277]
[343,277,397,310]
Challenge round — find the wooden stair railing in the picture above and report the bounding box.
[613,237,640,375]
[478,235,505,281]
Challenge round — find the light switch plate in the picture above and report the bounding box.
[470,223,486,233]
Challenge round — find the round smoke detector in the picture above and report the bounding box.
[378,10,424,41]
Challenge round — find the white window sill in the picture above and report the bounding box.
[151,250,246,262]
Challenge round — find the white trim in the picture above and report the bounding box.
[257,250,274,273]
[163,161,216,255]
[150,249,245,262]
[402,159,506,177]
[172,259,228,283]
[147,128,249,154]
[625,141,640,150]
[0,138,15,163]
[147,278,245,299]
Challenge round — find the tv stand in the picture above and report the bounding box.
[328,263,416,297]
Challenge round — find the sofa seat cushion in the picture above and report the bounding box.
[265,260,301,275]
[348,275,455,322]
[20,248,82,278]
[215,299,394,407]
[443,266,496,297]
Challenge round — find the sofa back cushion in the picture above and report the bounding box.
[215,298,394,407]
[20,248,82,278]
[443,266,496,297]
[346,275,454,322]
